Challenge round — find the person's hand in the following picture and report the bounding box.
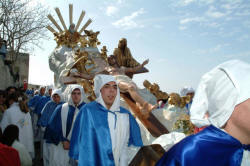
[62,141,70,150]
[142,59,149,66]
[71,71,81,78]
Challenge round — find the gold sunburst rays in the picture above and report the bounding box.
[46,4,96,48]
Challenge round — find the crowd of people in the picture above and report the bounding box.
[0,59,249,166]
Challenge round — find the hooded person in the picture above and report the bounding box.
[37,89,64,166]
[29,86,53,159]
[38,88,64,128]
[44,84,87,166]
[28,86,46,113]
[28,86,46,142]
[36,85,54,116]
[69,74,143,166]
[156,59,250,166]
[180,86,195,114]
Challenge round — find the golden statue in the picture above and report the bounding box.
[100,46,108,63]
[84,30,101,48]
[113,38,140,67]
[180,96,191,108]
[47,4,93,49]
[143,80,168,101]
[168,93,181,107]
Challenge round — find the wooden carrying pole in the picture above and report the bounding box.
[121,93,169,137]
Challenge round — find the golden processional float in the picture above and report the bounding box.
[47,4,194,164]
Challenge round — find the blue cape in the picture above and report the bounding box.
[28,95,51,115]
[37,100,64,127]
[69,101,143,166]
[28,94,42,110]
[44,102,85,144]
[156,125,250,166]
[36,96,51,115]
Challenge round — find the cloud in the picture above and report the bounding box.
[237,34,250,42]
[170,0,214,7]
[207,22,220,28]
[112,8,145,29]
[183,0,196,5]
[154,24,163,29]
[206,6,226,18]
[235,10,250,16]
[106,6,118,16]
[117,0,124,4]
[179,26,187,30]
[193,44,229,55]
[224,51,250,58]
[180,17,204,24]
[199,0,214,5]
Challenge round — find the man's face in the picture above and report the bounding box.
[52,94,61,104]
[231,98,250,134]
[0,95,5,105]
[71,89,81,105]
[40,88,45,96]
[8,88,16,95]
[186,92,194,100]
[48,89,52,96]
[100,81,117,109]
[108,57,117,66]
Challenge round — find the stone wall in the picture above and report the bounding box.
[14,53,29,87]
[0,53,29,90]
[0,56,14,90]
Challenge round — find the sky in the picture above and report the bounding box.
[28,0,250,93]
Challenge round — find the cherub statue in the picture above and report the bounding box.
[79,35,88,47]
[100,46,108,62]
[143,80,168,101]
[168,93,181,107]
[84,30,101,47]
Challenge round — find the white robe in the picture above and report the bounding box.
[0,102,34,158]
[51,103,79,166]
[108,111,130,166]
[12,140,32,166]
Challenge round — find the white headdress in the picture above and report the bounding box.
[63,84,88,106]
[45,85,53,96]
[190,60,250,128]
[51,88,63,101]
[94,74,120,111]
[180,86,195,97]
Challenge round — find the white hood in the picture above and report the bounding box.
[94,74,120,112]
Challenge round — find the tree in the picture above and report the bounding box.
[0,0,48,62]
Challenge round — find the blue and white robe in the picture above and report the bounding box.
[69,101,143,166]
[45,102,85,166]
[156,125,250,166]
